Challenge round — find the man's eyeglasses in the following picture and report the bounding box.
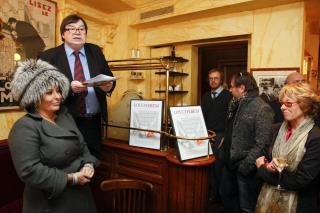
[64,27,86,34]
[208,77,220,81]
[280,101,298,107]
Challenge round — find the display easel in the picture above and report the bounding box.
[108,55,188,150]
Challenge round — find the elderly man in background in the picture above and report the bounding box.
[285,72,306,85]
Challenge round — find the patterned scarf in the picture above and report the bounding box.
[227,95,247,120]
[256,117,314,213]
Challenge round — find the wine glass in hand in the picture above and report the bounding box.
[274,156,288,190]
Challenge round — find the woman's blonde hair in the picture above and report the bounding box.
[279,83,320,118]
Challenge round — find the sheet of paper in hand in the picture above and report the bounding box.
[83,74,119,87]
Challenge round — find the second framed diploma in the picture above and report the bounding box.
[170,105,212,161]
[129,100,163,150]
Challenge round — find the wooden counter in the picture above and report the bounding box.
[93,139,214,213]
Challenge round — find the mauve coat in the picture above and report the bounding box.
[8,107,99,213]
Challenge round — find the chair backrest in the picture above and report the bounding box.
[100,178,153,213]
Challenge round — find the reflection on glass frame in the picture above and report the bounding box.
[169,105,212,161]
[0,0,56,111]
[129,100,163,150]
[251,68,299,101]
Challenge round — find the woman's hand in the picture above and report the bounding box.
[74,172,91,185]
[80,164,95,179]
[269,158,288,172]
[265,160,277,173]
[256,156,266,168]
[67,164,95,186]
[256,156,278,172]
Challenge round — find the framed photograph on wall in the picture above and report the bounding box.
[0,0,56,111]
[129,100,163,150]
[169,105,212,161]
[250,67,300,99]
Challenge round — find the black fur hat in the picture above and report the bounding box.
[11,59,70,108]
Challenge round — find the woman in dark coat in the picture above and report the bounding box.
[255,83,320,213]
[8,59,99,213]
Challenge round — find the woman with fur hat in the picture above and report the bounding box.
[8,59,98,213]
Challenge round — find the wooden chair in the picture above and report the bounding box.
[100,178,153,213]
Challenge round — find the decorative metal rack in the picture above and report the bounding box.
[108,57,188,150]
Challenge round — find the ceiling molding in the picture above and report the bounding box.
[75,0,135,13]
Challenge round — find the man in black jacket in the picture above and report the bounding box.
[201,68,232,204]
[220,72,273,213]
[38,14,116,158]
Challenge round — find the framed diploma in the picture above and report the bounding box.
[129,100,163,150]
[169,105,212,161]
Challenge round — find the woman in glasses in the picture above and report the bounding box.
[255,83,320,213]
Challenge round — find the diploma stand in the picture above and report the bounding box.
[108,56,188,151]
[95,55,214,212]
[94,139,215,213]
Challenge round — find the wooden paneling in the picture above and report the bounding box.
[168,165,209,213]
[94,140,214,213]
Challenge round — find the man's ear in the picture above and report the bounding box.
[239,84,246,94]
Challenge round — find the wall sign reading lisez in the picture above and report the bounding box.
[129,100,163,150]
[170,105,212,161]
[0,0,56,110]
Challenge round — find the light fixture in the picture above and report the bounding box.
[161,46,188,70]
[302,55,313,75]
[14,53,21,62]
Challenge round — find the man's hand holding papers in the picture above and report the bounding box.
[83,74,119,87]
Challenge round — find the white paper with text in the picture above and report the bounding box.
[170,106,212,161]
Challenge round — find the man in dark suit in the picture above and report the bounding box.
[38,14,115,158]
[201,68,232,204]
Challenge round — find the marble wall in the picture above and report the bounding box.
[251,3,303,68]
[0,0,310,140]
[127,2,303,105]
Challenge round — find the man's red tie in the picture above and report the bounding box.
[73,51,87,116]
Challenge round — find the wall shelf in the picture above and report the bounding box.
[155,71,188,76]
[155,90,188,94]
[108,52,189,147]
[129,77,145,80]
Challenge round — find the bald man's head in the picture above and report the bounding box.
[285,72,305,85]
